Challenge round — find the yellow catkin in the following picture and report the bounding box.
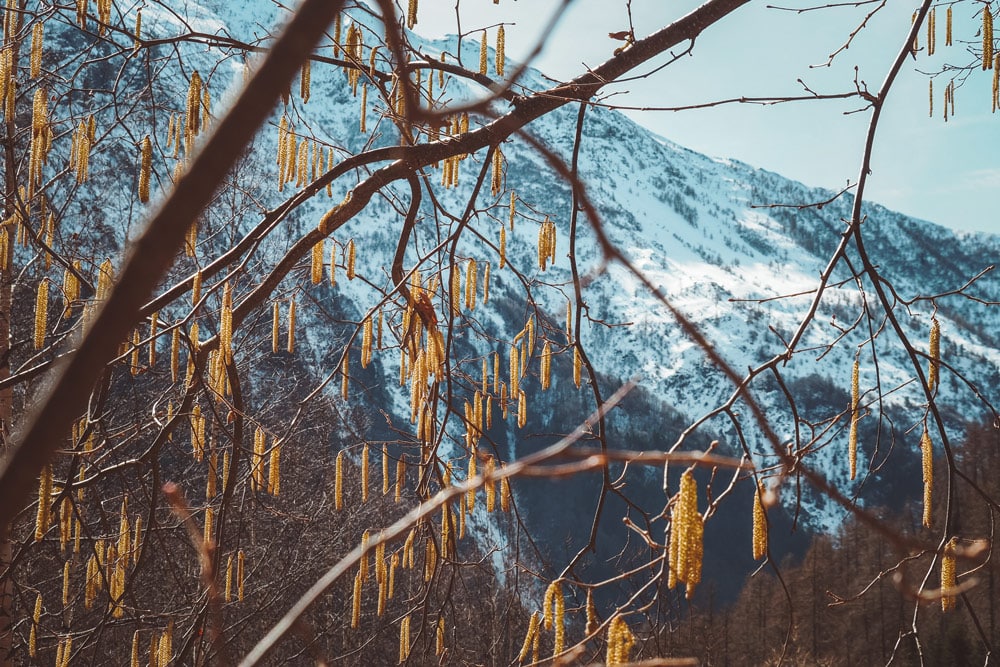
[131,630,140,667]
[351,567,363,628]
[29,593,41,657]
[360,443,370,502]
[585,589,598,635]
[148,312,158,367]
[335,450,344,510]
[669,470,703,597]
[388,552,399,598]
[287,300,296,353]
[158,622,172,666]
[941,537,957,611]
[34,278,48,349]
[395,457,405,502]
[311,239,324,284]
[62,560,71,607]
[171,328,180,382]
[441,502,451,555]
[134,10,142,48]
[849,359,859,480]
[268,443,281,496]
[225,555,233,602]
[946,7,953,47]
[464,258,477,310]
[496,25,505,76]
[382,445,390,496]
[479,31,488,74]
[30,21,42,78]
[138,136,152,202]
[929,79,934,118]
[237,550,246,601]
[491,145,503,196]
[606,615,636,666]
[341,354,350,401]
[358,530,371,581]
[35,464,52,541]
[346,239,356,280]
[203,507,214,545]
[509,345,520,399]
[398,615,411,663]
[552,582,565,654]
[424,536,437,581]
[540,341,552,390]
[360,83,368,133]
[362,316,373,368]
[436,616,445,655]
[300,59,311,103]
[187,71,203,139]
[407,0,418,28]
[922,429,933,527]
[130,329,141,376]
[484,456,496,512]
[573,346,582,388]
[928,317,940,392]
[985,6,995,70]
[498,226,506,269]
[63,264,80,317]
[517,611,540,663]
[752,481,767,560]
[928,8,936,56]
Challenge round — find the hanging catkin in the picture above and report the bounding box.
[921,8,935,53]
[287,300,296,353]
[335,450,344,510]
[491,145,503,196]
[29,594,41,657]
[752,481,767,560]
[849,359,859,480]
[30,21,42,78]
[407,0,418,29]
[540,341,552,390]
[300,59,311,103]
[928,317,940,392]
[341,354,349,400]
[606,615,636,666]
[347,239,356,279]
[921,429,933,527]
[517,612,540,663]
[984,6,994,70]
[138,136,152,202]
[941,537,957,611]
[35,464,52,541]
[361,443,369,502]
[465,258,477,310]
[34,278,48,349]
[479,31,488,74]
[311,239,324,284]
[542,581,565,656]
[668,470,703,597]
[496,25,505,76]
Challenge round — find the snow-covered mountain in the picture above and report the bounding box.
[36,0,1000,586]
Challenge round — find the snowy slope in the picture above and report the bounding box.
[46,0,1000,537]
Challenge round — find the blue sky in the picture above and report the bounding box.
[415,0,999,236]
